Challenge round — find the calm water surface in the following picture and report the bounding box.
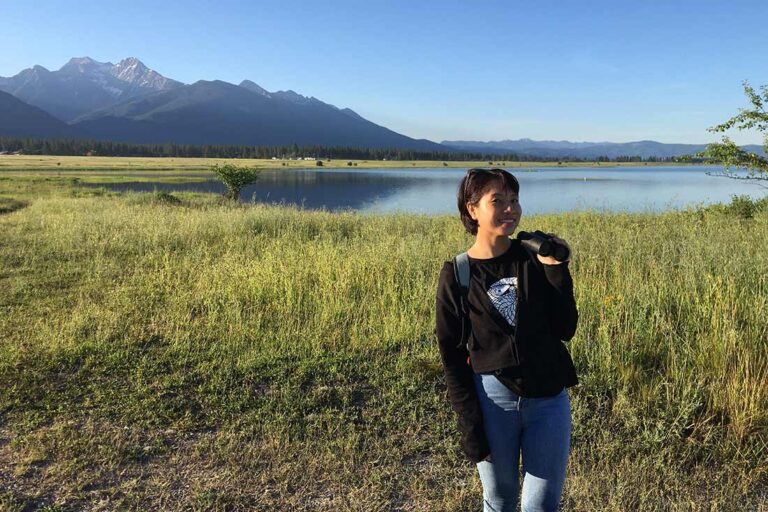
[84,166,766,215]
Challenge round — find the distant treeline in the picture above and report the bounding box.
[0,136,688,163]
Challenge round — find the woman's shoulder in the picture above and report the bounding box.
[436,260,460,307]
[438,260,456,283]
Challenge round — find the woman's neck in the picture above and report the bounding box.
[467,233,512,259]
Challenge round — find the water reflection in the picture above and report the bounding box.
[241,169,417,211]
[80,166,766,215]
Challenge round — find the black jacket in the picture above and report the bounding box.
[434,239,578,462]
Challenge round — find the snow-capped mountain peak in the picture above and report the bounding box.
[112,57,148,81]
[60,57,112,74]
[0,56,183,121]
[52,56,180,91]
[110,57,177,90]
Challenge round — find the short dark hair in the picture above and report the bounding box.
[457,168,520,235]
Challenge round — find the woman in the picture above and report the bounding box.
[435,168,578,512]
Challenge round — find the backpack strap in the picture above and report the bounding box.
[452,252,471,350]
[454,252,470,296]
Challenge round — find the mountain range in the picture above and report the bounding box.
[1,56,762,157]
[441,138,765,159]
[0,90,76,139]
[0,57,444,150]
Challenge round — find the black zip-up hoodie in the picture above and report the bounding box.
[434,238,578,463]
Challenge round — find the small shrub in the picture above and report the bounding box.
[316,160,323,167]
[347,162,353,166]
[151,191,183,205]
[212,163,260,201]
[123,190,183,207]
[724,194,768,219]
[697,194,768,218]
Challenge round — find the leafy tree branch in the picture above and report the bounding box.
[699,81,768,179]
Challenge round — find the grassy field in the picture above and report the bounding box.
[0,177,766,511]
[0,154,703,173]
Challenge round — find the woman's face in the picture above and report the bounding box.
[467,183,522,237]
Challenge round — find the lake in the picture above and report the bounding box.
[81,166,767,215]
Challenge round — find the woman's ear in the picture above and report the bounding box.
[467,202,476,220]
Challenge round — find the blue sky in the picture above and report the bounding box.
[4,0,767,144]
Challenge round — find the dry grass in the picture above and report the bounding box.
[0,154,699,173]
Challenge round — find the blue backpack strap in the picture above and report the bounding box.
[452,252,471,350]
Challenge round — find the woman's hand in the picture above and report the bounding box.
[536,234,571,265]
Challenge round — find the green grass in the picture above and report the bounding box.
[0,178,766,511]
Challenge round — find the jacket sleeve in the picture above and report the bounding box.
[435,261,490,463]
[540,261,579,341]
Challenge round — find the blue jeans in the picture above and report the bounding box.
[474,372,571,512]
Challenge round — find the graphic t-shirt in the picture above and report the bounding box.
[486,277,518,328]
[467,243,521,332]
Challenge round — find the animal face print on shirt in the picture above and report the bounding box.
[487,277,518,327]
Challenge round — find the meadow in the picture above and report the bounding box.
[0,154,694,173]
[0,174,766,511]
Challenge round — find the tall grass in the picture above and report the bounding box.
[0,180,766,510]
